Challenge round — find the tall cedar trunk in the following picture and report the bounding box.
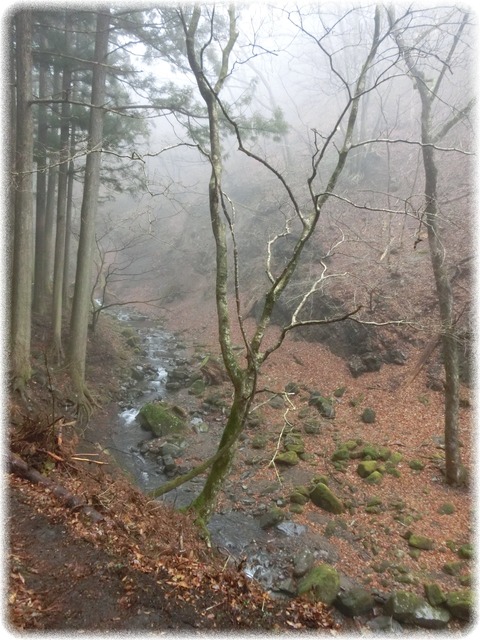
[44,154,58,294]
[68,9,110,418]
[62,123,76,309]
[32,37,48,316]
[10,10,34,391]
[51,17,73,359]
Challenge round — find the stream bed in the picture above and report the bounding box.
[104,311,407,634]
[107,310,337,596]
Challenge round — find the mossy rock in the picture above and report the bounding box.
[290,491,310,505]
[333,386,346,398]
[361,407,376,423]
[331,447,350,461]
[297,564,340,605]
[409,459,425,471]
[251,434,268,449]
[137,401,187,437]
[424,583,447,607]
[443,561,465,576]
[384,591,451,628]
[438,502,455,515]
[284,434,305,454]
[360,444,390,460]
[274,450,300,466]
[445,589,473,620]
[458,544,473,560]
[188,378,205,396]
[408,534,435,550]
[309,394,335,419]
[357,460,378,478]
[365,471,383,485]
[310,483,344,514]
[335,587,375,617]
[289,503,304,514]
[259,507,286,529]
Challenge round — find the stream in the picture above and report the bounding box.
[107,309,339,596]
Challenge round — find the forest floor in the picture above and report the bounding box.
[5,299,476,635]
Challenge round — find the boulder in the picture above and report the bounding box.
[335,587,375,617]
[293,549,315,578]
[357,460,378,478]
[274,451,300,466]
[297,564,340,605]
[309,394,335,419]
[445,589,473,620]
[408,534,435,550]
[259,507,286,529]
[384,591,451,629]
[137,401,187,437]
[309,483,344,514]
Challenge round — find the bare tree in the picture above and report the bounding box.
[388,6,473,485]
[150,4,387,524]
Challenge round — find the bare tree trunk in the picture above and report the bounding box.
[68,9,110,422]
[10,9,34,393]
[389,9,468,486]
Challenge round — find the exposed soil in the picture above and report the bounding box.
[6,298,474,634]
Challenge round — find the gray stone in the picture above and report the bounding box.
[259,507,285,529]
[367,616,403,633]
[384,591,451,629]
[335,587,375,617]
[293,549,315,577]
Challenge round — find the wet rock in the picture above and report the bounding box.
[297,564,340,605]
[335,586,375,617]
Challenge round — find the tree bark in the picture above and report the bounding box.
[68,9,110,421]
[10,9,34,392]
[389,8,466,486]
[32,36,49,316]
[51,15,73,360]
